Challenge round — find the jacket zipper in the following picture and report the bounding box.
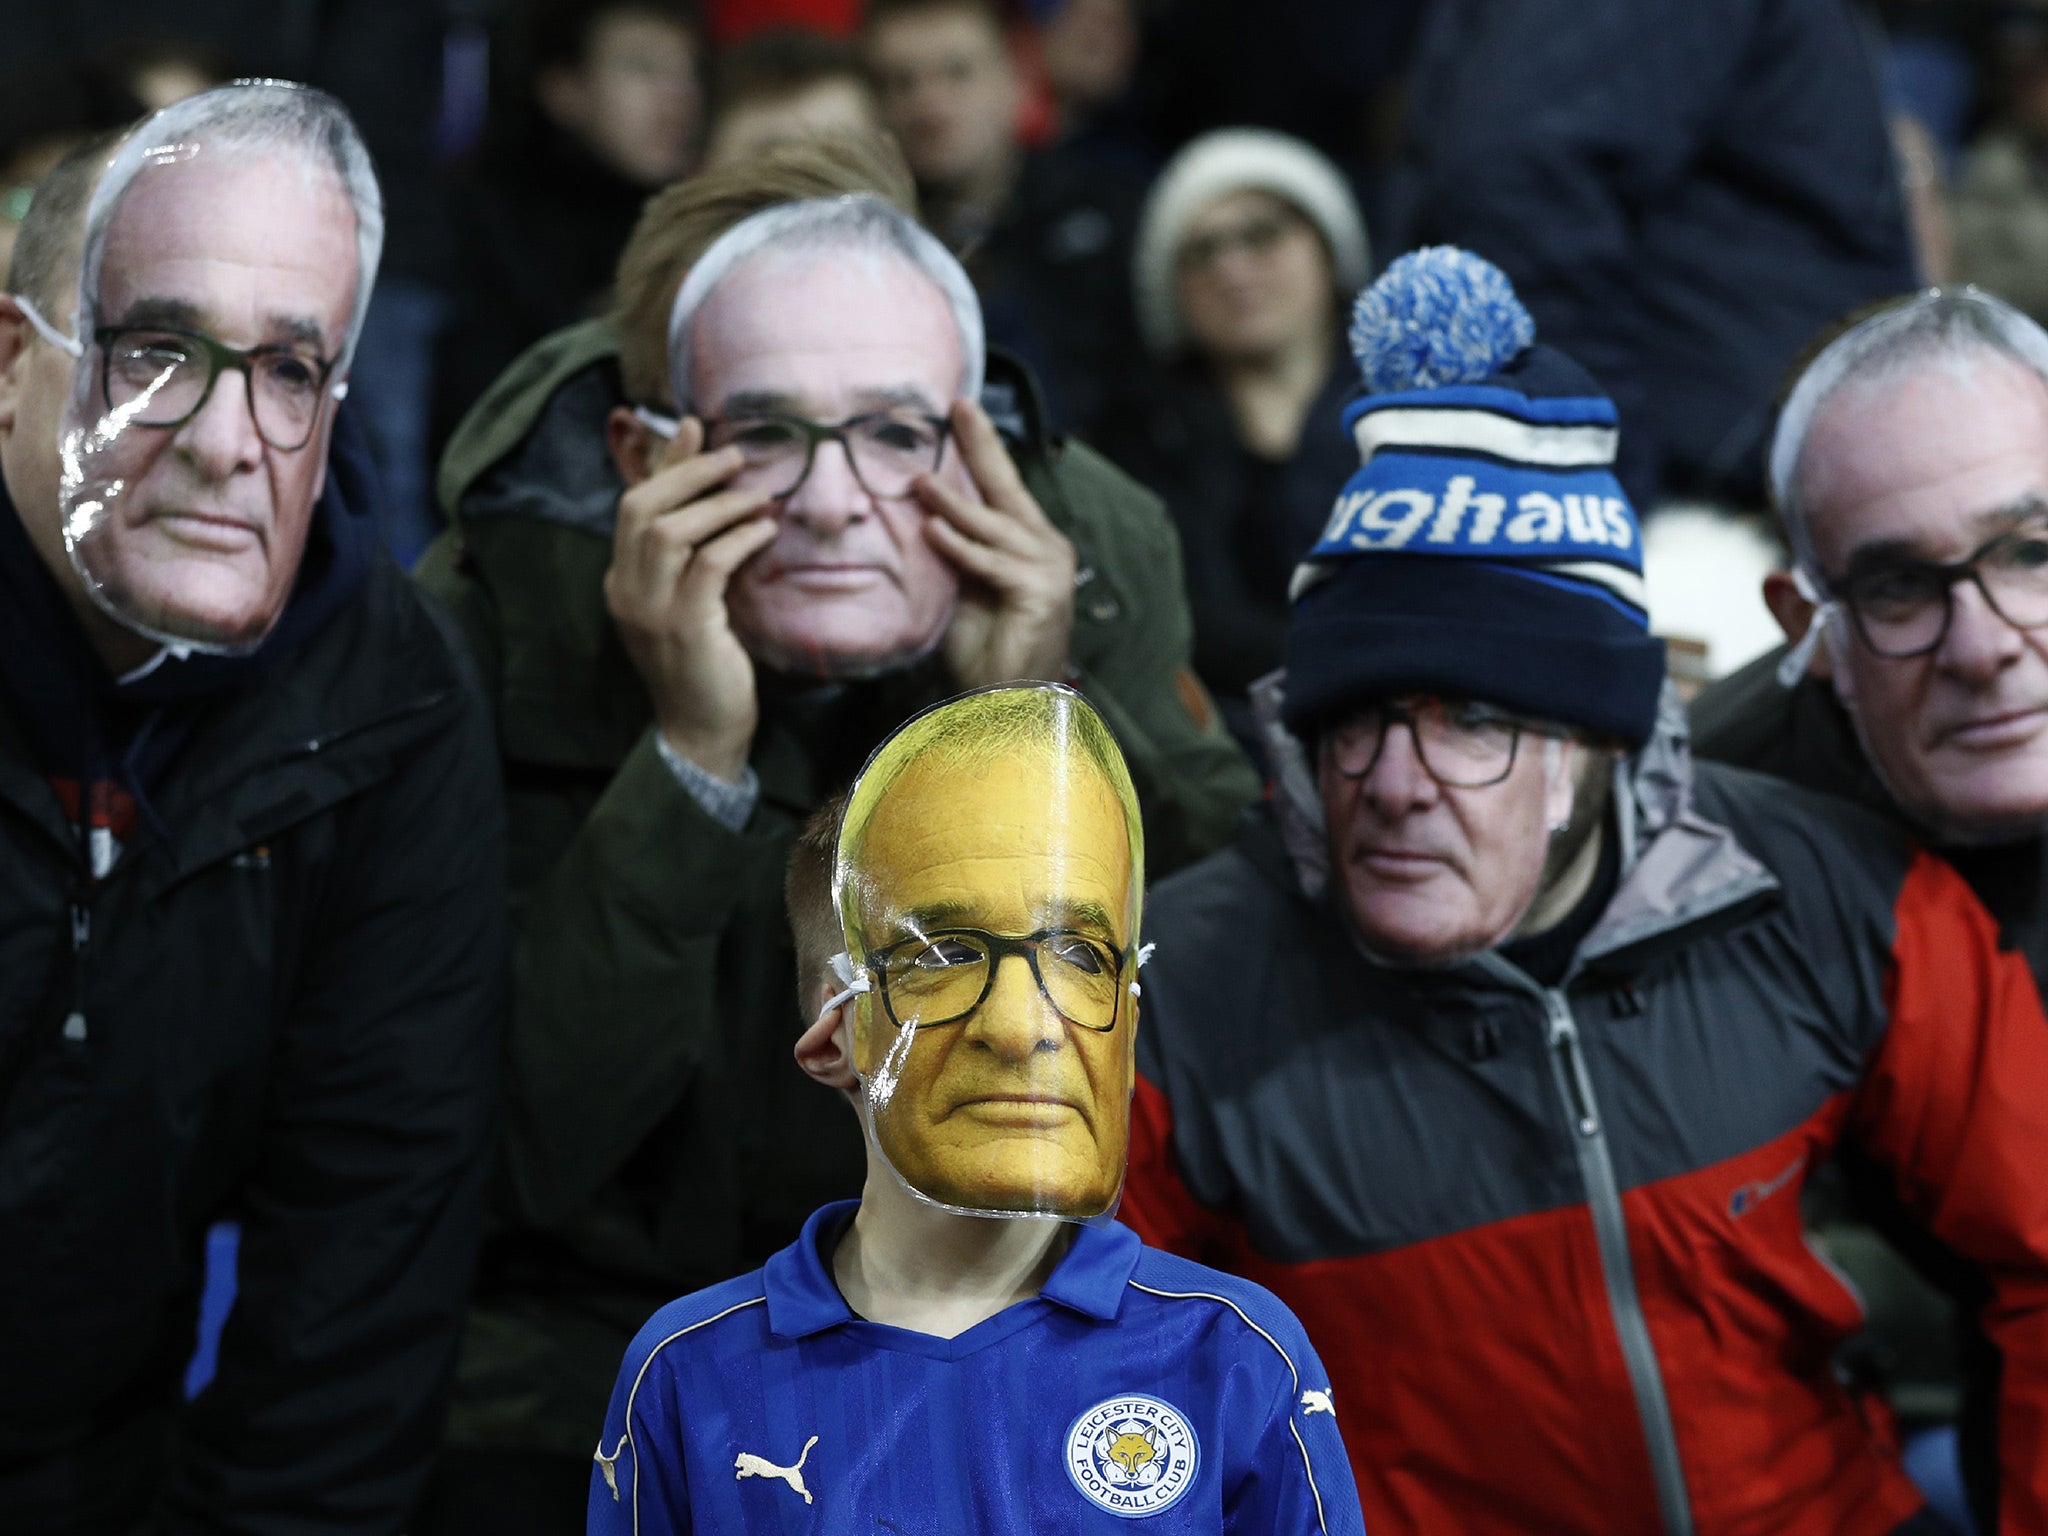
[64,900,90,1045]
[1541,988,1693,1536]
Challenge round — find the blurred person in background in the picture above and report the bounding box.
[1095,128,1368,761]
[702,27,885,168]
[1694,286,2048,1533]
[410,136,1253,1533]
[1952,9,2048,328]
[1033,0,1151,176]
[436,0,704,451]
[0,86,502,1535]
[863,0,1143,436]
[1388,0,1917,510]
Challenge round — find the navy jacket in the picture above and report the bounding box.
[1388,0,1917,506]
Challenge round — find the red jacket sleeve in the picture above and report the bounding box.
[1122,1072,1237,1263]
[1852,850,2048,1535]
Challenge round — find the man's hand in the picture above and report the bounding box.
[603,418,778,782]
[920,398,1078,689]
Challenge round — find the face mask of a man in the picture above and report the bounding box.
[56,83,376,656]
[833,683,1146,1221]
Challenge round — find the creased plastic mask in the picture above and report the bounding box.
[833,683,1146,1221]
[55,79,382,655]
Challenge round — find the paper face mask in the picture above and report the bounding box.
[55,81,381,655]
[834,684,1146,1221]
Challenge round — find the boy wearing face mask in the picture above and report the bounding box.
[1121,250,2048,1536]
[588,685,1363,1535]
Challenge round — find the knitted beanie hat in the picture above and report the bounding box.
[1132,127,1371,358]
[1282,248,1667,746]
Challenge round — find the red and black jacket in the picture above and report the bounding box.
[1122,710,2048,1536]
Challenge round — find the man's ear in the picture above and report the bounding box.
[0,296,36,433]
[606,404,661,486]
[796,996,861,1095]
[1762,568,1832,680]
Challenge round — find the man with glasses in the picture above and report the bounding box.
[409,150,1253,1530]
[1120,250,2048,1535]
[0,86,503,1534]
[1694,287,2048,1530]
[588,684,1363,1533]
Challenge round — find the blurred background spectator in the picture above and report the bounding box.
[863,0,1143,435]
[433,0,704,460]
[702,27,883,166]
[1952,7,2048,325]
[1096,128,1367,761]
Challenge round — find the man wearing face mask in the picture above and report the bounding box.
[1120,249,2048,1536]
[1691,286,2048,1532]
[412,150,1253,1527]
[590,684,1362,1534]
[0,86,502,1533]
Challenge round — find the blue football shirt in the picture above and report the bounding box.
[590,1201,1365,1534]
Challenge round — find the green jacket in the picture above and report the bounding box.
[415,319,1258,1453]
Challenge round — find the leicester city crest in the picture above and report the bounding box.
[1064,1394,1199,1518]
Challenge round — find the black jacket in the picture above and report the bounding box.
[1091,357,1355,751]
[0,421,506,1533]
[1388,0,1916,506]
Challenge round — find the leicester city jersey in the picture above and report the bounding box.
[590,1201,1365,1534]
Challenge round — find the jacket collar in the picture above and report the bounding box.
[764,1200,1142,1341]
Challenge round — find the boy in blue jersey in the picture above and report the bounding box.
[590,683,1364,1534]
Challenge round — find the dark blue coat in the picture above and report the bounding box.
[1389,0,1917,507]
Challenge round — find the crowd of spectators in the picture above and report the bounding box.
[10,1,2048,1533]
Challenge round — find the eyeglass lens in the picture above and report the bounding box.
[879,930,1122,1032]
[103,329,329,450]
[1845,522,2048,657]
[1327,698,1522,788]
[709,413,948,499]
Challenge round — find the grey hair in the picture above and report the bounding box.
[666,193,984,412]
[1770,287,2048,573]
[77,79,384,374]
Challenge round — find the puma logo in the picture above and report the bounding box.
[735,1434,820,1504]
[1300,1388,1335,1417]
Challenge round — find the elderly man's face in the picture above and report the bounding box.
[850,748,1136,1218]
[1319,697,1579,965]
[66,149,357,651]
[688,246,968,677]
[1798,351,2048,840]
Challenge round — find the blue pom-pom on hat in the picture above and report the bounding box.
[1348,247,1535,394]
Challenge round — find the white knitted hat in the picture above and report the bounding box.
[1133,127,1371,358]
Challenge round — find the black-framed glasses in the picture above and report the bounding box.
[866,927,1130,1033]
[1823,517,2048,659]
[94,325,337,451]
[1324,695,1545,789]
[703,409,952,500]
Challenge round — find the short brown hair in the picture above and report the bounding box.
[7,128,126,317]
[610,133,919,405]
[785,792,851,1014]
[711,28,867,124]
[860,0,1006,41]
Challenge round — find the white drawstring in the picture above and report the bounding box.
[1775,568,1838,689]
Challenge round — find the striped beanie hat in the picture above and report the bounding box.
[1282,248,1666,746]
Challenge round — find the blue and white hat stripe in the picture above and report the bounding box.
[1350,406,1620,473]
[1294,451,1646,613]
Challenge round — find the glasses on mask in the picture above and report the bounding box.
[1324,695,1549,789]
[702,409,952,500]
[1820,516,2048,659]
[96,325,337,451]
[867,927,1128,1033]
